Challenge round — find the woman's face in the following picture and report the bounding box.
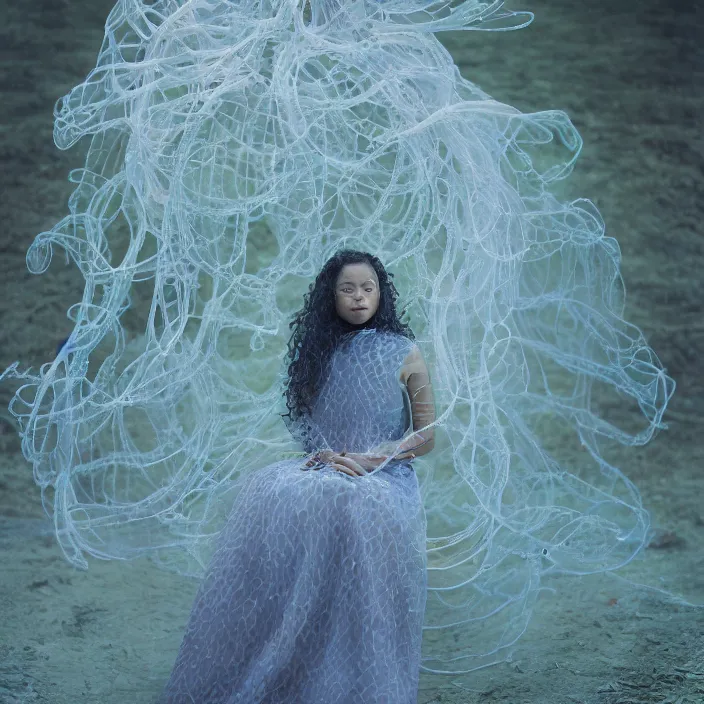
[334,263,380,326]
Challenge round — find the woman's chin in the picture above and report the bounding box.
[350,311,375,325]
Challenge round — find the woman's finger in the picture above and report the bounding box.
[341,451,391,470]
[329,463,358,477]
[328,462,357,478]
[331,455,366,476]
[334,455,366,475]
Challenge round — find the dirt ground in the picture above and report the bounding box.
[0,0,702,702]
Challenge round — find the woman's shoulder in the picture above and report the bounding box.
[399,343,428,383]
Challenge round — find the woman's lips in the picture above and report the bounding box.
[351,307,367,311]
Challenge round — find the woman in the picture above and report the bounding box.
[160,249,436,703]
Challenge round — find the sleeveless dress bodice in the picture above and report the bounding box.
[305,329,415,454]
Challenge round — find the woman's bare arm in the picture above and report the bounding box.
[394,344,435,460]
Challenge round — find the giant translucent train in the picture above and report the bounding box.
[2,0,673,674]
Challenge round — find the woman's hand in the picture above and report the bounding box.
[303,449,386,477]
[337,451,395,473]
[327,454,368,477]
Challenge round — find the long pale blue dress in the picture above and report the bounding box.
[160,329,428,703]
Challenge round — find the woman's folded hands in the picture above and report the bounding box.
[303,449,388,477]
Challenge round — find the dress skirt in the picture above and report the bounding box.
[159,457,428,704]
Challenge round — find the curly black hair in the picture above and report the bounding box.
[282,249,414,425]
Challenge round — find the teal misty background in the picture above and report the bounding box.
[0,1,702,703]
